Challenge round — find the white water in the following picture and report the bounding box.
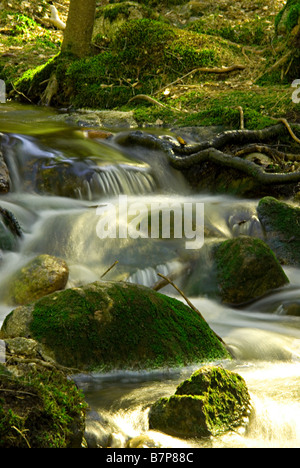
[0,103,300,448]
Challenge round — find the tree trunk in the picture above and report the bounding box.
[61,0,97,58]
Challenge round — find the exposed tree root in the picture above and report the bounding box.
[155,65,246,96]
[128,94,185,113]
[114,122,300,185]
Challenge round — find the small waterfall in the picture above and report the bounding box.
[78,166,157,200]
[1,133,158,199]
[127,261,183,288]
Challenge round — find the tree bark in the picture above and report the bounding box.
[61,0,97,58]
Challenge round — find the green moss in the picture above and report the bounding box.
[0,368,87,448]
[149,366,251,438]
[214,237,289,304]
[14,18,240,111]
[100,2,154,23]
[257,197,300,265]
[23,281,230,371]
[189,17,269,46]
[275,0,300,34]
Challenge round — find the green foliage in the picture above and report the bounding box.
[275,0,300,33]
[0,368,87,448]
[189,16,270,46]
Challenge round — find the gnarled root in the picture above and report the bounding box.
[114,123,300,186]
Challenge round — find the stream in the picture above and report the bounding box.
[0,103,300,449]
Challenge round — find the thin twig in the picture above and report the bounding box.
[157,272,205,319]
[101,260,119,279]
[0,388,37,397]
[270,117,300,144]
[157,273,205,320]
[157,272,226,347]
[152,263,190,291]
[128,94,186,113]
[10,82,33,104]
[12,426,31,448]
[155,65,245,95]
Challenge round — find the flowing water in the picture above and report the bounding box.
[0,103,300,448]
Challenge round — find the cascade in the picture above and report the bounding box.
[0,103,299,449]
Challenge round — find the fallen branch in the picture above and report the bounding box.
[10,82,33,104]
[128,94,186,113]
[114,124,300,185]
[157,273,227,347]
[155,65,245,95]
[157,273,205,319]
[101,260,119,279]
[152,263,191,292]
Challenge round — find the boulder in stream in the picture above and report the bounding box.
[148,366,251,438]
[0,281,231,372]
[214,236,289,305]
[257,196,300,266]
[7,254,69,305]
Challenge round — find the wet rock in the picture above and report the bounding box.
[7,254,69,305]
[0,281,231,372]
[214,236,289,305]
[257,196,300,266]
[0,218,18,252]
[279,302,300,317]
[148,366,251,438]
[126,434,158,448]
[0,147,10,194]
[68,109,138,129]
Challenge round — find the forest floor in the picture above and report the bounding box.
[0,0,299,128]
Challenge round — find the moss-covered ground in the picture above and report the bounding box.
[0,0,299,129]
[0,364,87,448]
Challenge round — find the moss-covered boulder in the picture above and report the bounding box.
[0,364,87,448]
[275,0,300,36]
[257,197,300,266]
[0,281,230,372]
[7,254,69,305]
[93,2,157,40]
[214,236,289,305]
[148,366,251,438]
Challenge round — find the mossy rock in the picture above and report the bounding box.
[0,365,87,448]
[214,236,289,305]
[148,366,251,438]
[275,0,300,35]
[7,254,69,305]
[0,281,230,372]
[93,2,157,40]
[257,196,300,266]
